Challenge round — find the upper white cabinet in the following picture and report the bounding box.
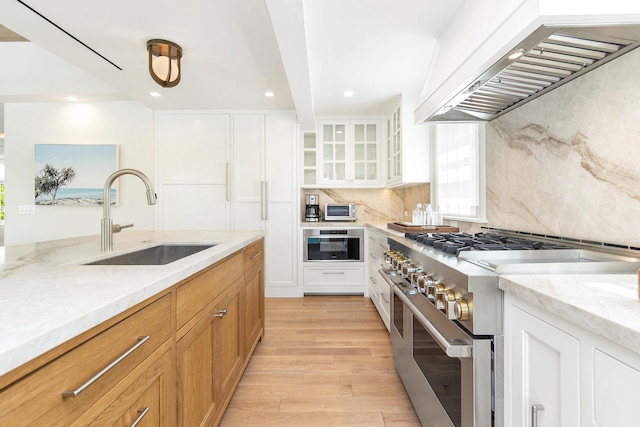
[313,119,382,187]
[385,94,429,187]
[302,131,318,186]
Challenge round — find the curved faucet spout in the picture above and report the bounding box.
[101,168,157,251]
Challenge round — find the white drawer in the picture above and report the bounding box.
[303,265,364,294]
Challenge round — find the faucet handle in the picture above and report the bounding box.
[112,223,134,233]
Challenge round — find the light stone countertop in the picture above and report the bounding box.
[0,229,265,377]
[500,274,640,353]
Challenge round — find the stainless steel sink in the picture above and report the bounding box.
[85,243,217,265]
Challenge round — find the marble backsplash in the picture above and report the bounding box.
[301,184,430,223]
[482,44,640,247]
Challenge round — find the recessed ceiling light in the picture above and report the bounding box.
[65,96,78,101]
[344,90,354,97]
[265,91,275,97]
[150,92,161,97]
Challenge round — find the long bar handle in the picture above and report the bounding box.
[250,250,262,260]
[62,336,150,398]
[130,407,150,427]
[323,271,345,275]
[391,282,472,358]
[261,181,268,220]
[226,163,231,202]
[532,404,544,427]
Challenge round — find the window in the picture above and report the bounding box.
[432,122,486,222]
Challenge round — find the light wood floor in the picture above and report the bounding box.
[219,295,421,427]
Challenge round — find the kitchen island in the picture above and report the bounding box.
[0,229,264,378]
[0,229,266,427]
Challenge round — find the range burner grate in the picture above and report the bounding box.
[405,231,571,256]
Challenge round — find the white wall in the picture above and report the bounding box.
[5,101,155,245]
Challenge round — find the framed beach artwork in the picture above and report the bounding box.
[34,144,119,206]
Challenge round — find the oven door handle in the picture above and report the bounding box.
[393,286,473,358]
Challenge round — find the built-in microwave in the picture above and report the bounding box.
[303,228,363,262]
[324,203,356,221]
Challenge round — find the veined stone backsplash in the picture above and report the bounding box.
[301,184,429,222]
[480,44,640,247]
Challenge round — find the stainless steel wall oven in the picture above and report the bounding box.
[303,228,364,262]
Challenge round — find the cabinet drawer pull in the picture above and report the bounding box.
[531,404,544,427]
[250,250,262,260]
[322,271,345,275]
[370,276,377,284]
[215,309,228,319]
[130,407,150,427]
[62,336,150,398]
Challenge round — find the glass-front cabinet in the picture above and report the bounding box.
[311,119,381,187]
[321,123,347,182]
[387,106,401,182]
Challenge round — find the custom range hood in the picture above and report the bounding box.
[423,24,640,123]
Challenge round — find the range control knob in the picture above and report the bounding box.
[426,282,444,303]
[446,298,471,320]
[401,263,417,278]
[435,289,456,311]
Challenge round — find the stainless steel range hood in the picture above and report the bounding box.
[423,24,640,123]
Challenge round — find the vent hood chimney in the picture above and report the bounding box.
[422,24,640,123]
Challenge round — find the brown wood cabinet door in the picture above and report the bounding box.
[85,350,173,427]
[216,282,243,399]
[176,308,218,427]
[243,264,264,356]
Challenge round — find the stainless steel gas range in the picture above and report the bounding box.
[381,229,640,427]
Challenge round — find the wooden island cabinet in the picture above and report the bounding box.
[0,238,265,427]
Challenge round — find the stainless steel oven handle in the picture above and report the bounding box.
[393,286,472,358]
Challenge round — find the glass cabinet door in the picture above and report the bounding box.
[352,122,378,181]
[322,123,347,182]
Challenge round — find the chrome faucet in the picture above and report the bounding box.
[101,168,157,251]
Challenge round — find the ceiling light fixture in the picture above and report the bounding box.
[344,90,354,97]
[65,96,78,101]
[150,92,161,97]
[147,39,182,87]
[265,91,274,97]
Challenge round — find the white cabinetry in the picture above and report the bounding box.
[156,111,298,296]
[302,131,318,186]
[505,297,580,427]
[157,113,231,230]
[366,227,390,331]
[505,293,640,427]
[316,119,382,187]
[303,264,364,295]
[386,94,429,187]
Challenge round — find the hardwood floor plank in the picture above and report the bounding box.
[219,296,420,427]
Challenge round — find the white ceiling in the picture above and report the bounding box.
[0,0,465,129]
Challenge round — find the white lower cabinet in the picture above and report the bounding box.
[505,298,580,427]
[367,227,390,331]
[505,294,640,427]
[303,264,364,294]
